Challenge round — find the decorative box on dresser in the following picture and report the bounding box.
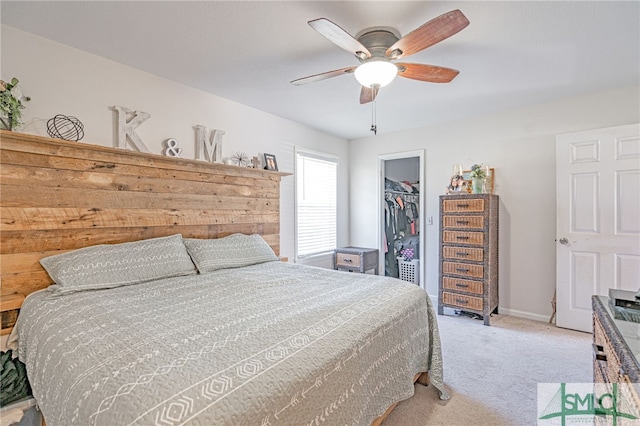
[592,295,640,423]
[438,194,499,326]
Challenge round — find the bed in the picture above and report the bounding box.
[0,131,448,425]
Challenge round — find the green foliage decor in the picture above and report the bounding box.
[469,163,487,179]
[0,77,31,130]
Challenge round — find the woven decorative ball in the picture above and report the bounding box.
[47,114,85,141]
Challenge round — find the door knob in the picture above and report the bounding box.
[559,237,569,245]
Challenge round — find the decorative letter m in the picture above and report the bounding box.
[194,125,225,163]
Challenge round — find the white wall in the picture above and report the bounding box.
[5,25,639,320]
[349,85,640,321]
[1,25,350,264]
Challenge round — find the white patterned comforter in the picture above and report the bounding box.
[11,262,446,425]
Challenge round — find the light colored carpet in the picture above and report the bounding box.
[382,311,592,425]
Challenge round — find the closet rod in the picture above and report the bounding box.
[385,190,419,198]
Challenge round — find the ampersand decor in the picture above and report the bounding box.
[163,138,183,157]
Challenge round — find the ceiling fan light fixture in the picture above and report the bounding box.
[354,60,397,88]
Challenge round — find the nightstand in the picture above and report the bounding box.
[1,293,25,336]
[333,247,379,274]
[0,294,42,426]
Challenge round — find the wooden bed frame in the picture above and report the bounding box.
[0,130,428,425]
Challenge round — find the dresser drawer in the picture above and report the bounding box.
[594,312,622,384]
[443,215,484,229]
[442,230,484,246]
[443,198,485,213]
[594,356,608,383]
[443,246,484,262]
[621,374,640,417]
[335,253,361,268]
[442,276,483,295]
[442,292,483,311]
[443,261,484,279]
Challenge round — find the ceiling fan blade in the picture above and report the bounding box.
[386,9,469,60]
[309,18,371,60]
[291,66,356,85]
[396,63,459,83]
[359,85,379,104]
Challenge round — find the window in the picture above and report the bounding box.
[295,150,338,259]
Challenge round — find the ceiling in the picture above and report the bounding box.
[2,1,639,140]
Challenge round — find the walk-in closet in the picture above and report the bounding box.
[380,154,422,286]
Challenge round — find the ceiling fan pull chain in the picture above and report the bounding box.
[370,87,377,135]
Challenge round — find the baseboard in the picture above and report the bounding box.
[428,294,552,324]
[498,307,551,323]
[297,253,333,269]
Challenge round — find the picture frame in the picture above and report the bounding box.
[264,153,278,171]
[445,174,467,194]
[462,168,495,193]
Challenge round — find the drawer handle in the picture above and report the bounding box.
[592,344,607,362]
[456,252,469,256]
[343,259,352,263]
[455,268,469,273]
[456,220,470,225]
[456,236,470,240]
[455,283,469,288]
[455,298,468,305]
[458,204,470,208]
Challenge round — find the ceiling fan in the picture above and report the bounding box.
[291,10,470,104]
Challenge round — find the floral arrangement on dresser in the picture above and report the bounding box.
[469,163,487,179]
[0,77,31,131]
[469,164,490,194]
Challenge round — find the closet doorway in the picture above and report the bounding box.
[379,151,425,289]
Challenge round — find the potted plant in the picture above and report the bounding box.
[0,77,31,131]
[469,164,487,194]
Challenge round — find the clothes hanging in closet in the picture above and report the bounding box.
[383,178,419,278]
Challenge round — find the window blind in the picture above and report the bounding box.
[296,151,337,258]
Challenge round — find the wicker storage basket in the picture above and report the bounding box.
[398,257,420,284]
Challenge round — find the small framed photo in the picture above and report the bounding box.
[445,174,467,194]
[264,153,278,171]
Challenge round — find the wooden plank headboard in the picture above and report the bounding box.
[0,130,289,297]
